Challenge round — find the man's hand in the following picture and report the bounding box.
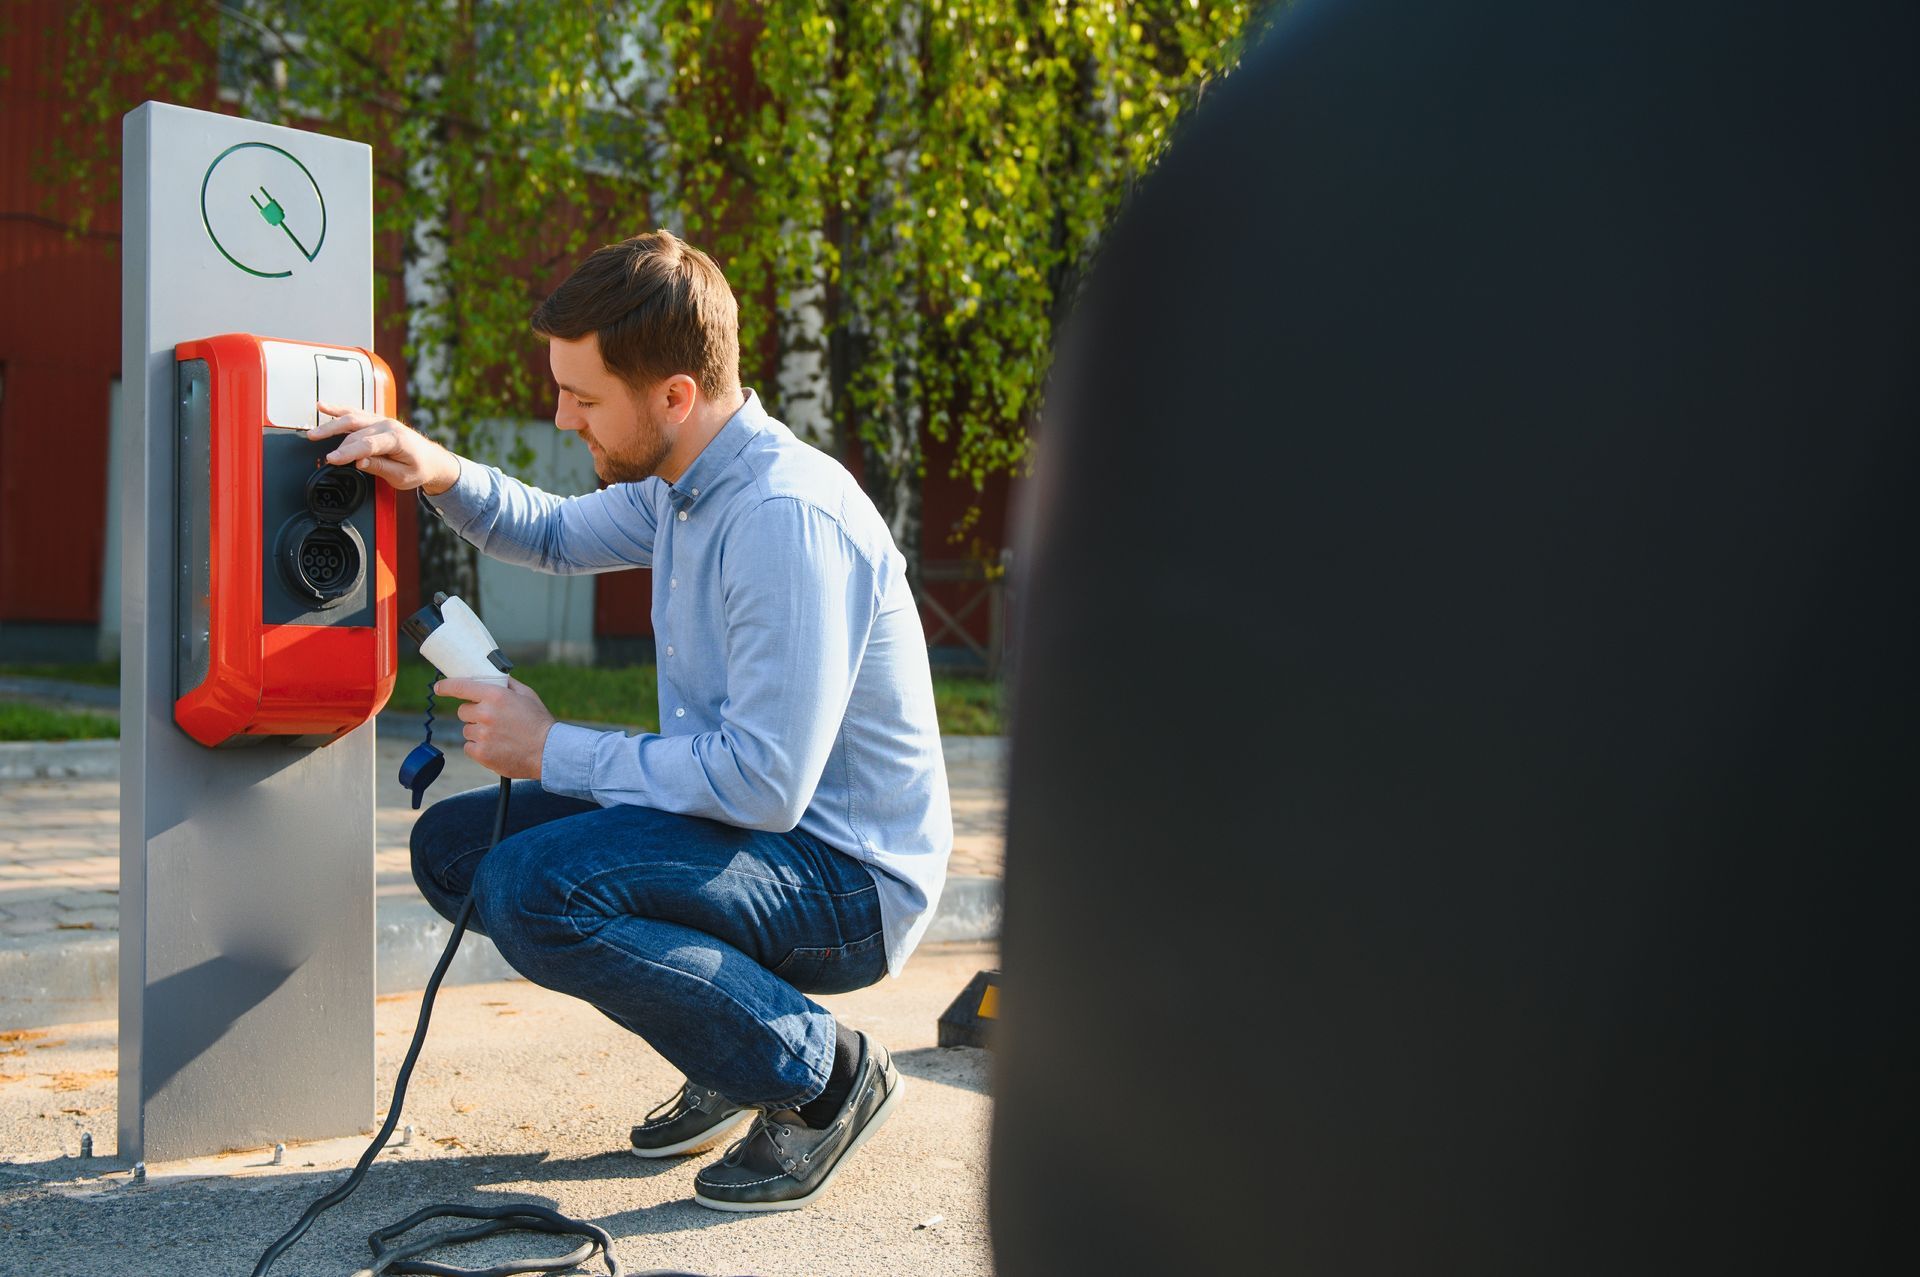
[437,677,557,779]
[309,402,461,494]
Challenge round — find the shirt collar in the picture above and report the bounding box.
[667,388,767,508]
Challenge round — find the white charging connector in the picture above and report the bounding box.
[403,593,512,684]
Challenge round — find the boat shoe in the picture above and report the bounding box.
[629,1079,750,1158]
[692,1031,903,1211]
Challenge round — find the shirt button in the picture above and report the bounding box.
[674,707,686,718]
[670,578,678,589]
[665,645,675,657]
[677,510,688,522]
[691,487,700,496]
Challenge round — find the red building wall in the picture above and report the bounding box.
[0,1,132,626]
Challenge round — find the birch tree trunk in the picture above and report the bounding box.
[777,231,835,451]
[772,14,835,449]
[860,350,922,586]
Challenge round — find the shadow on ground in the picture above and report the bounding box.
[0,1150,770,1276]
[894,1045,993,1097]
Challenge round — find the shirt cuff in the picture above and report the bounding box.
[418,454,493,527]
[540,722,603,802]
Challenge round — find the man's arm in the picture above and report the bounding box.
[306,402,659,572]
[539,498,878,828]
[424,456,660,574]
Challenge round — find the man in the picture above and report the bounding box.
[308,229,952,1212]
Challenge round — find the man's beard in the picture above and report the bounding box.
[584,408,670,484]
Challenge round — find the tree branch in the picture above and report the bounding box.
[0,210,122,242]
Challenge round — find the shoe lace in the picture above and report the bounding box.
[644,1080,696,1125]
[718,1110,783,1167]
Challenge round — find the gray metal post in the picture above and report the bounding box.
[119,102,378,1163]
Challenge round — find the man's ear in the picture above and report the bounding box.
[662,373,699,425]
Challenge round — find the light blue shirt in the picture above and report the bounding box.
[421,390,953,976]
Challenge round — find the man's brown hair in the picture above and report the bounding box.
[530,229,740,400]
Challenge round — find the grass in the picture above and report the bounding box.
[0,703,119,742]
[0,658,1004,739]
[930,671,1003,736]
[393,659,661,730]
[396,658,1005,736]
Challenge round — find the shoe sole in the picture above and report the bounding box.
[691,1072,905,1212]
[630,1111,749,1160]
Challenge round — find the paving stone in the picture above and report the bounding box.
[2,813,92,829]
[54,891,118,911]
[10,837,106,855]
[0,893,65,913]
[19,858,79,876]
[0,915,57,937]
[2,897,58,920]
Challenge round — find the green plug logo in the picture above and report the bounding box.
[248,184,314,260]
[251,186,285,226]
[202,142,329,278]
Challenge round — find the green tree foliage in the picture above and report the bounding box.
[42,0,1270,597]
[636,1,1272,568]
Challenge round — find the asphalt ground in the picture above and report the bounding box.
[0,941,999,1277]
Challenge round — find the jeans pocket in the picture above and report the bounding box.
[771,930,888,996]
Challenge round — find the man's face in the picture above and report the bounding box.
[549,332,671,484]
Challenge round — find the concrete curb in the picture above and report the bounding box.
[375,900,522,994]
[0,930,118,1029]
[0,739,119,780]
[923,875,1003,944]
[0,676,120,709]
[940,735,1006,763]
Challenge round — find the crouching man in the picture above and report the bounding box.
[308,229,952,1211]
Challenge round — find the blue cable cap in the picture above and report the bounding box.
[398,742,445,810]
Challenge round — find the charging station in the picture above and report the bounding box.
[120,103,384,1163]
[172,333,398,748]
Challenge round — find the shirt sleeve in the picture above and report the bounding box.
[539,497,877,830]
[421,455,660,573]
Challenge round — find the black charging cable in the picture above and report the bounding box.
[248,777,675,1277]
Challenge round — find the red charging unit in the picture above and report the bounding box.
[172,333,398,747]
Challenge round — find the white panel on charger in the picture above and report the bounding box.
[261,339,370,430]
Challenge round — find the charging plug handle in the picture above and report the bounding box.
[402,594,514,680]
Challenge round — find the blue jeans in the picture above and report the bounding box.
[409,780,888,1109]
